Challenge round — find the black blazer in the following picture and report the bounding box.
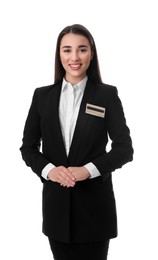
[20,79,133,243]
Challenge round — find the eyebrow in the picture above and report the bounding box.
[62,45,89,49]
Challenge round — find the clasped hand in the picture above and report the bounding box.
[48,166,90,188]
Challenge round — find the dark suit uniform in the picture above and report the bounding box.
[20,79,133,258]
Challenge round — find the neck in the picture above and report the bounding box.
[65,75,86,86]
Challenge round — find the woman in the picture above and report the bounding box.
[20,24,134,260]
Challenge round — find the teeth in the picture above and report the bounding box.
[70,64,80,68]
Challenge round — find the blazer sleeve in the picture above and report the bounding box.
[93,87,134,181]
[20,89,50,178]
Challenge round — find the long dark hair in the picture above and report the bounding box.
[54,24,102,84]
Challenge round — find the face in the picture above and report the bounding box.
[60,33,93,84]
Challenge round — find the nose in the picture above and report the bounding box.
[71,51,79,61]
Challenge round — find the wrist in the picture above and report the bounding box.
[83,167,91,178]
[48,168,54,179]
[42,163,56,180]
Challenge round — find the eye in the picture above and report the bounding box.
[80,49,87,53]
[63,49,71,53]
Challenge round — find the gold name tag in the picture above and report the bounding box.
[85,103,105,118]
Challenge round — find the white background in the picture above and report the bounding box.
[0,0,158,259]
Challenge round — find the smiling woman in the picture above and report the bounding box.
[59,33,93,84]
[54,24,102,85]
[20,24,133,260]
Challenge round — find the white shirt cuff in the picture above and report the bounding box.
[84,162,101,179]
[41,163,56,180]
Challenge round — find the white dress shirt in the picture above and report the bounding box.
[42,77,101,180]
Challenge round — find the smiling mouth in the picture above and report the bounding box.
[69,64,82,70]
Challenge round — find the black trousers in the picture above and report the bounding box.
[48,238,110,260]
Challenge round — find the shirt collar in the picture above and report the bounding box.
[61,76,88,93]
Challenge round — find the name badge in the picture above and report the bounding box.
[85,103,105,118]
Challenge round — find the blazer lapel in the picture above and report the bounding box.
[49,82,68,164]
[68,80,96,164]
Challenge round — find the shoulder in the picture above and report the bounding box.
[29,82,62,109]
[97,82,118,95]
[90,81,118,102]
[34,82,62,96]
[88,81,123,109]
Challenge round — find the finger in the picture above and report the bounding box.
[59,168,76,183]
[58,171,75,187]
[60,180,75,188]
[61,181,75,188]
[60,167,76,181]
[48,167,75,187]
